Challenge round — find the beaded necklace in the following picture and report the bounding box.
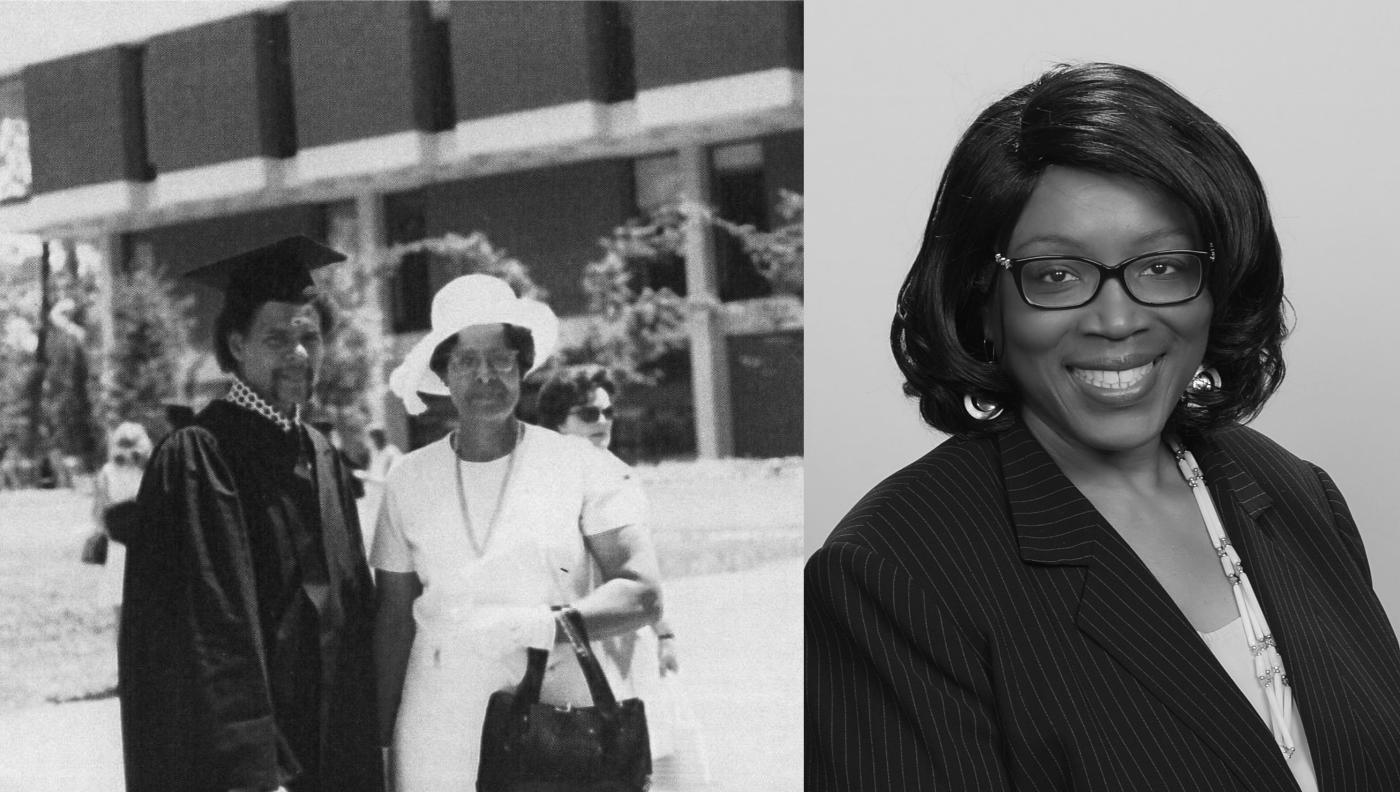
[1167,437,1296,759]
[452,421,523,557]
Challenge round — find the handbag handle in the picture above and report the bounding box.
[509,607,621,716]
[555,606,619,711]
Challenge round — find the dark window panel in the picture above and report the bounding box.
[630,1,801,91]
[762,130,803,205]
[385,194,432,332]
[729,330,802,457]
[450,1,618,120]
[144,13,294,172]
[25,46,152,192]
[287,1,440,147]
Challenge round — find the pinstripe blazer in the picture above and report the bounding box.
[806,420,1400,791]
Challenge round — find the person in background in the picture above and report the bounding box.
[537,365,681,675]
[0,436,21,490]
[358,425,404,487]
[354,425,403,554]
[536,365,687,774]
[88,421,151,632]
[119,236,381,792]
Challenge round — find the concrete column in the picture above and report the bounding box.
[678,145,732,458]
[90,234,120,415]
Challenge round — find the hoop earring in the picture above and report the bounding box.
[1188,365,1222,393]
[964,394,1003,421]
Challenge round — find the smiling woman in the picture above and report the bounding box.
[989,167,1214,458]
[806,63,1400,791]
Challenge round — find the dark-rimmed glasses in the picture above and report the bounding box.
[450,349,518,374]
[569,405,615,423]
[992,244,1214,309]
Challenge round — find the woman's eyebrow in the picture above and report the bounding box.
[1013,227,1195,253]
[1013,233,1084,251]
[1133,227,1196,246]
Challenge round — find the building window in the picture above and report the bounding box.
[0,77,31,203]
[711,141,772,302]
[387,199,432,332]
[630,153,686,296]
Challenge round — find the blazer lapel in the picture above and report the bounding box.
[1192,435,1352,791]
[1000,424,1297,791]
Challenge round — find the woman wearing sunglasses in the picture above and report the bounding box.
[536,366,686,761]
[806,63,1400,791]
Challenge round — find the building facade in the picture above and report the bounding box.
[0,0,803,459]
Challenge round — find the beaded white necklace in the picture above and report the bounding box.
[451,421,523,557]
[224,377,297,433]
[1167,437,1296,760]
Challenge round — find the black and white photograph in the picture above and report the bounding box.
[0,2,802,790]
[806,1,1400,790]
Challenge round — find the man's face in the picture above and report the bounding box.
[229,301,325,415]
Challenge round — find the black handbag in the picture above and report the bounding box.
[81,532,109,565]
[477,607,651,792]
[103,500,141,545]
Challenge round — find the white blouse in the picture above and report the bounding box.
[1198,617,1319,792]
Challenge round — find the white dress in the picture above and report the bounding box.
[370,424,648,791]
[93,461,144,609]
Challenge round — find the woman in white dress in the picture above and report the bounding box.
[88,422,152,631]
[373,274,664,791]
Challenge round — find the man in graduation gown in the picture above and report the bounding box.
[118,237,381,792]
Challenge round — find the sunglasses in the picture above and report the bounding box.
[569,406,615,423]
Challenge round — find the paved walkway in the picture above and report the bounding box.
[0,558,802,791]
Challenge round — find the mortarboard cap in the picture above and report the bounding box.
[183,235,346,303]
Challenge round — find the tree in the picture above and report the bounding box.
[0,238,40,453]
[705,189,804,300]
[560,209,692,385]
[104,258,194,437]
[310,241,384,450]
[384,231,545,301]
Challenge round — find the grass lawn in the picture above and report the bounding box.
[0,457,802,713]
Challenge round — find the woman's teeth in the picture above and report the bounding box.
[1073,361,1154,390]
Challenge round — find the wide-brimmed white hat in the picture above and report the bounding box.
[388,274,558,415]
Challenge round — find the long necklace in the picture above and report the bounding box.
[453,421,523,557]
[1167,437,1296,760]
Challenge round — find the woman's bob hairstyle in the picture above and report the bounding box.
[892,62,1288,438]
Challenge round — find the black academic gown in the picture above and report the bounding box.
[118,400,380,792]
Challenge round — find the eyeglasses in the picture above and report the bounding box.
[992,245,1214,309]
[450,350,518,374]
[569,406,615,423]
